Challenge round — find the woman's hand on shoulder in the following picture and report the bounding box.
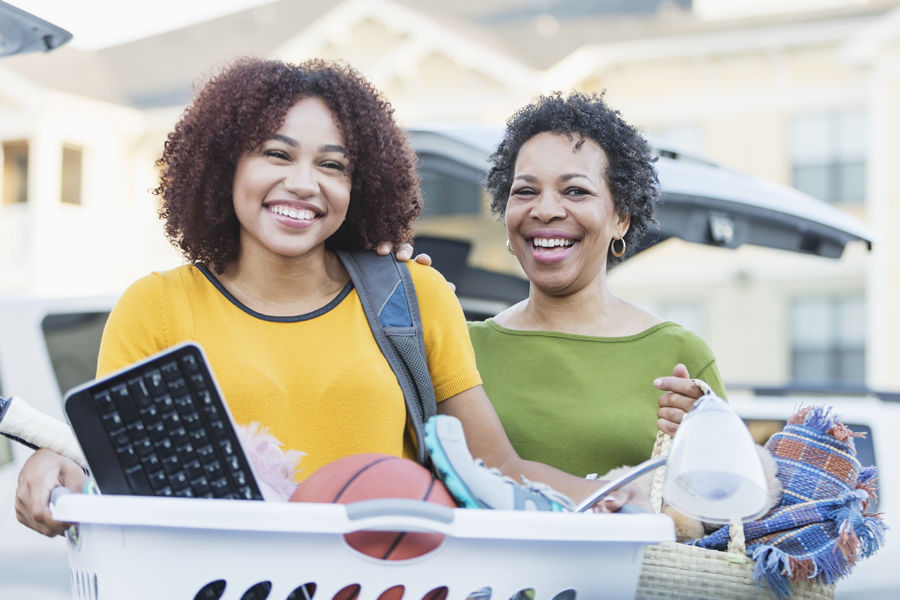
[374,241,419,263]
[654,364,705,437]
[374,242,455,291]
[16,449,87,537]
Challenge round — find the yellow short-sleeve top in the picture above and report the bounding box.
[96,261,481,479]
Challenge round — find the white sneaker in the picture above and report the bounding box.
[424,415,574,511]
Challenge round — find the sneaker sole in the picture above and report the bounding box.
[424,418,484,509]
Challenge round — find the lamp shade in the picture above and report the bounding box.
[662,393,770,524]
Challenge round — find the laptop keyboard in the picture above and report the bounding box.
[66,343,263,500]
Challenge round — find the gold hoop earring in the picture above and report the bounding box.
[506,239,516,256]
[611,237,626,258]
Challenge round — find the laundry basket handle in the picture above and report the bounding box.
[49,486,72,508]
[345,499,454,524]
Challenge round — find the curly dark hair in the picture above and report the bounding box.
[486,91,659,268]
[155,57,422,274]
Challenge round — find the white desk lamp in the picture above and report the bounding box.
[577,392,771,523]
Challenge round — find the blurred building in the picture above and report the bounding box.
[1,0,898,390]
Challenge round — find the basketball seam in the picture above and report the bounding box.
[382,475,439,560]
[331,455,398,503]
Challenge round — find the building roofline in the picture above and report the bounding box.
[544,15,876,89]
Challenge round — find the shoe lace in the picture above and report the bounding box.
[474,459,575,511]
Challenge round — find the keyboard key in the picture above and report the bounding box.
[181,353,200,375]
[140,404,160,421]
[168,378,187,398]
[174,487,194,498]
[203,460,224,481]
[155,394,175,412]
[160,361,181,383]
[170,427,189,447]
[125,465,151,492]
[162,410,181,430]
[127,420,146,436]
[110,427,130,449]
[93,391,116,416]
[225,455,240,472]
[162,454,181,474]
[210,477,230,497]
[189,428,209,446]
[148,470,169,492]
[101,411,124,432]
[197,390,214,407]
[231,468,247,487]
[189,373,207,391]
[176,442,195,461]
[170,470,189,490]
[238,486,255,500]
[111,384,140,423]
[184,459,204,480]
[196,443,216,464]
[145,369,166,395]
[116,445,140,469]
[219,439,235,457]
[158,486,174,497]
[208,420,228,440]
[182,411,203,430]
[146,420,166,441]
[128,377,154,409]
[191,476,210,496]
[203,405,220,421]
[142,453,161,472]
[133,436,154,458]
[155,437,175,457]
[174,395,195,412]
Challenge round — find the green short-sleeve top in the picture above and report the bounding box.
[468,319,726,478]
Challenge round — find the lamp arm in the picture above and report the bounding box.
[575,455,668,513]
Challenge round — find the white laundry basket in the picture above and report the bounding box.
[50,493,674,600]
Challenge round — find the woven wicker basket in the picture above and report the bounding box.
[634,385,835,600]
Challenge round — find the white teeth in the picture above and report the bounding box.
[533,238,574,248]
[269,205,315,220]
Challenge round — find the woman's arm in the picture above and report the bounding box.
[438,385,652,512]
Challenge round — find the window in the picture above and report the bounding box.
[417,154,483,218]
[790,112,865,204]
[2,140,28,204]
[791,294,865,384]
[61,145,83,205]
[41,312,110,396]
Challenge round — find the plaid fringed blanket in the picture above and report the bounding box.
[691,406,886,599]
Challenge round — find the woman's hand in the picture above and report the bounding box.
[374,243,455,290]
[15,449,87,537]
[374,242,425,264]
[654,364,705,436]
[589,481,654,514]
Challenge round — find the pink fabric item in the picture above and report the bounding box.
[234,422,304,502]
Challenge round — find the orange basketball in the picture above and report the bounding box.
[290,453,456,562]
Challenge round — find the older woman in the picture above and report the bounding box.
[17,60,639,537]
[467,91,726,480]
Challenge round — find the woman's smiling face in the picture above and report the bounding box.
[505,132,630,295]
[232,96,352,262]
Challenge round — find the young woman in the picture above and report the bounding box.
[16,59,648,537]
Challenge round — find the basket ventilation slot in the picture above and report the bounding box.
[70,568,98,600]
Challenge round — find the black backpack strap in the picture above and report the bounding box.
[336,250,437,466]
